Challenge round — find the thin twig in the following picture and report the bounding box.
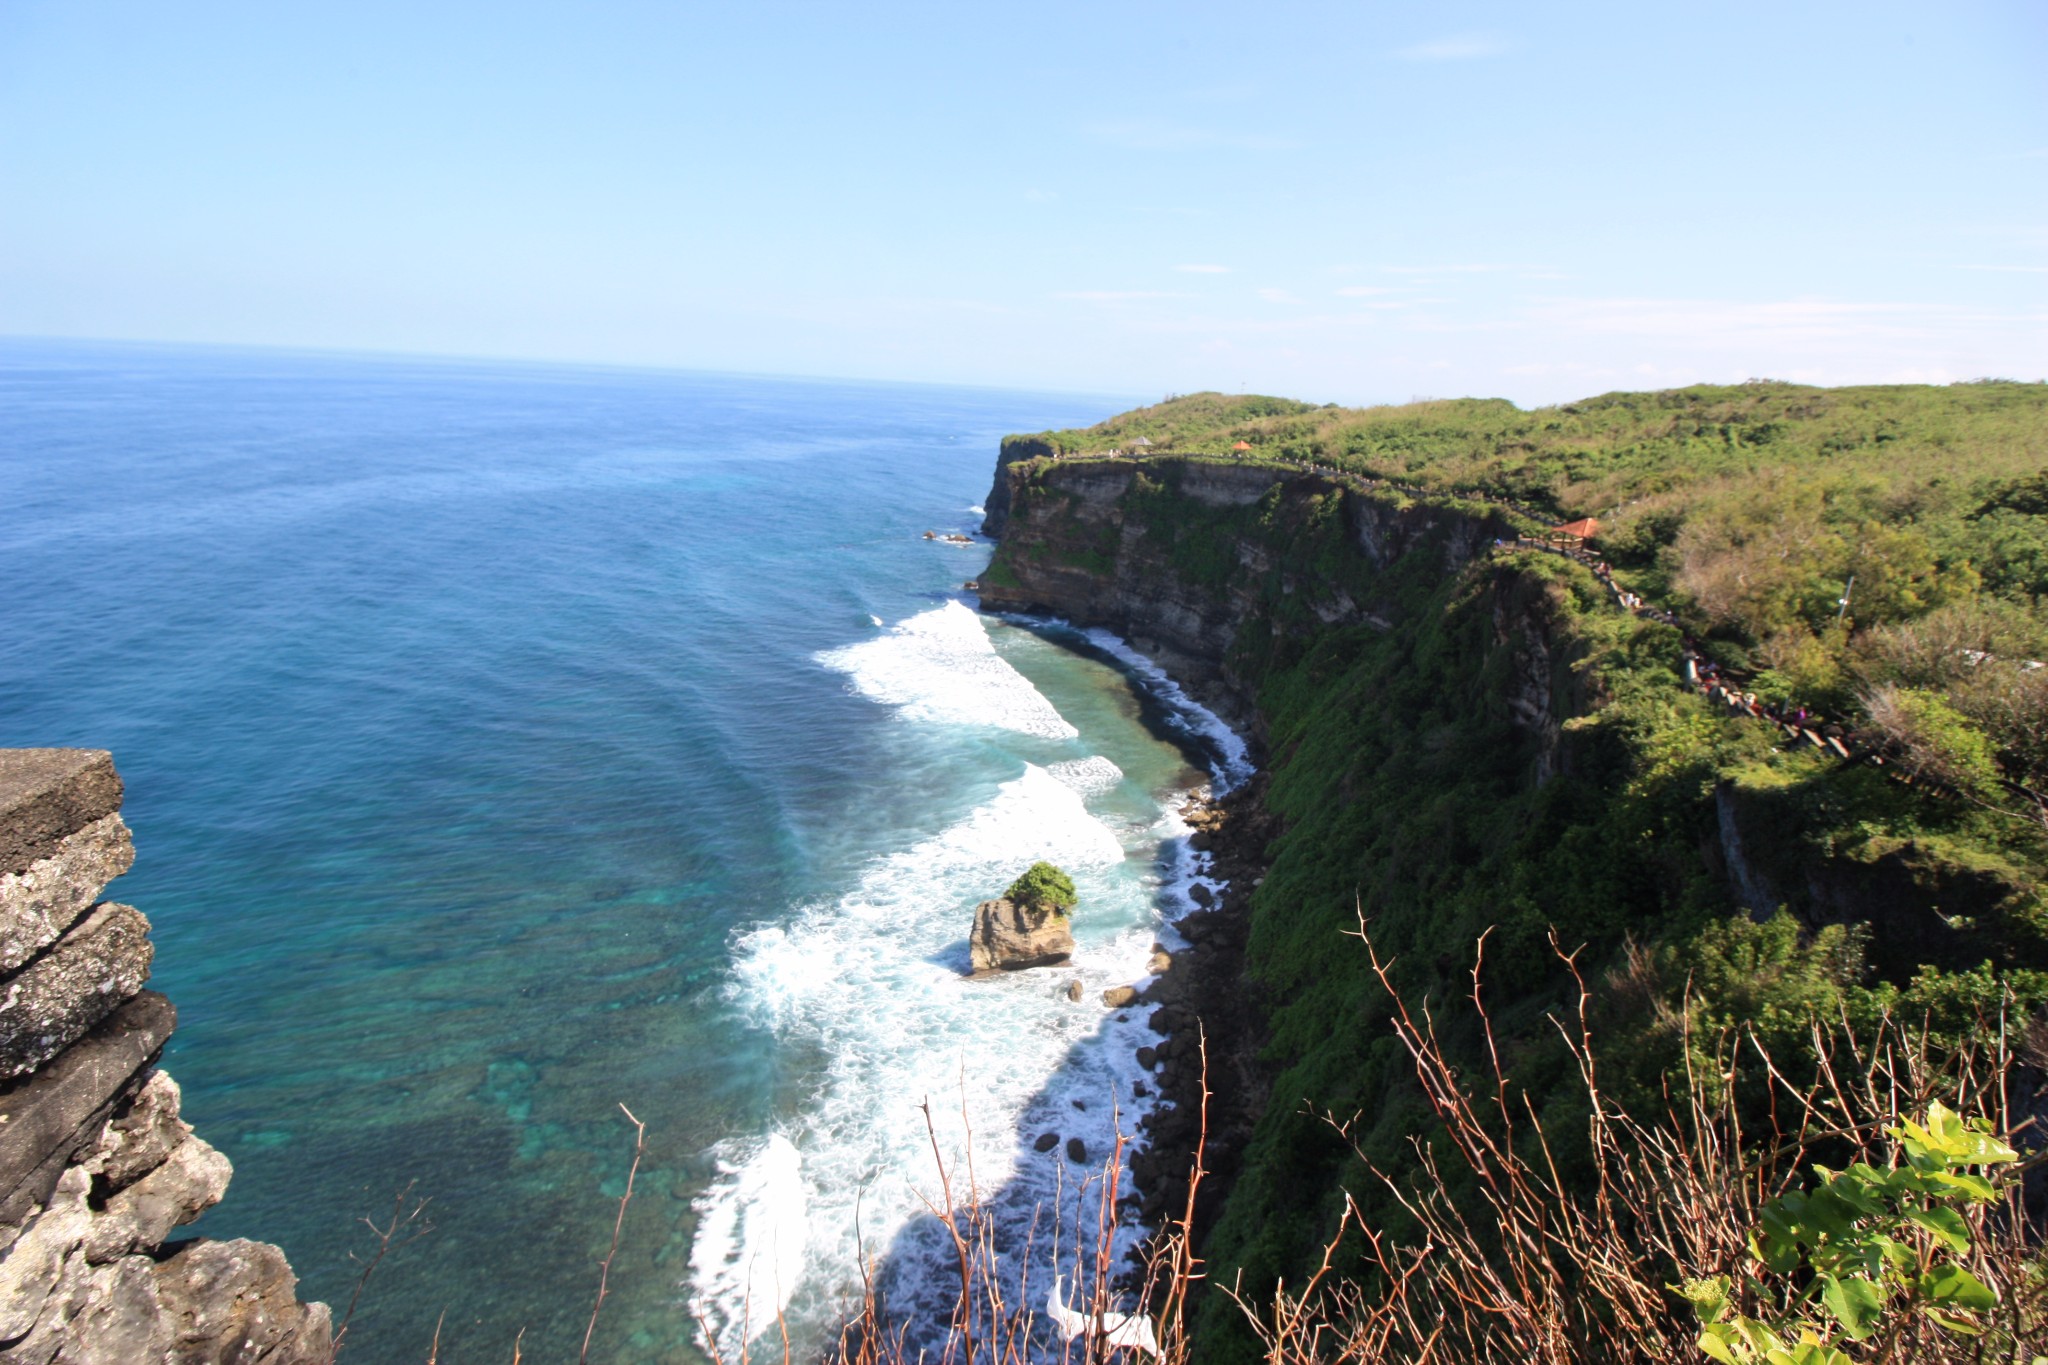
[333,1180,433,1355]
[579,1103,647,1365]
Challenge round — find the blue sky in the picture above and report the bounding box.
[1,0,2042,404]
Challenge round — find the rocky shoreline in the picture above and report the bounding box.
[1127,775,1277,1264]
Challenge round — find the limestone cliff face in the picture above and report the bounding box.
[1711,778,2033,980]
[0,750,331,1365]
[977,436,1056,538]
[976,454,1538,737]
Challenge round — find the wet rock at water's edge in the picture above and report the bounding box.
[967,897,1074,973]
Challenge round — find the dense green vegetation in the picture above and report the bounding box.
[995,381,2048,1365]
[1004,860,1077,915]
[1029,383,2048,833]
[1041,381,2048,608]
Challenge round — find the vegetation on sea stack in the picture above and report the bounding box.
[1004,860,1077,915]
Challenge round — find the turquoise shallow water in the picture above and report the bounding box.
[0,341,1224,1362]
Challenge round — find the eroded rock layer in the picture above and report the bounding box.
[0,749,331,1365]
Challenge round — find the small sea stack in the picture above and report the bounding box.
[967,861,1077,974]
[968,897,1075,973]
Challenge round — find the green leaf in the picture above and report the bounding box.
[1920,1263,1998,1312]
[1904,1204,1971,1253]
[1896,1102,2019,1167]
[1697,1326,1742,1365]
[1754,1208,1805,1274]
[1818,1274,1885,1339]
[1791,1343,1854,1365]
[1925,1309,1985,1335]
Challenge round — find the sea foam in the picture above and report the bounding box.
[693,763,1157,1351]
[688,1134,808,1355]
[695,605,1251,1357]
[1047,755,1124,795]
[1078,628,1254,790]
[817,602,1079,740]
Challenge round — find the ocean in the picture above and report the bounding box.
[0,340,1243,1362]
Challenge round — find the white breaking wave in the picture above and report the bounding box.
[691,605,1259,1357]
[1047,755,1124,796]
[1080,628,1254,790]
[689,1135,808,1355]
[692,763,1161,1351]
[817,602,1079,740]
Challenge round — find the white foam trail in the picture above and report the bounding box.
[695,764,1162,1351]
[1079,628,1254,790]
[968,504,986,516]
[818,602,1079,740]
[1047,756,1124,796]
[689,1135,808,1355]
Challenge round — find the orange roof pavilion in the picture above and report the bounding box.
[1551,517,1601,541]
[1231,441,1252,451]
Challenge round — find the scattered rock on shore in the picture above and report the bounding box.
[1065,1137,1087,1163]
[1034,1132,1059,1153]
[1101,985,1138,1008]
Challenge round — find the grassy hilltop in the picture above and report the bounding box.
[993,381,2048,1361]
[1030,380,2048,611]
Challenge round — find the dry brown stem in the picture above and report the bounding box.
[333,1179,433,1356]
[1215,914,2046,1364]
[578,1102,647,1365]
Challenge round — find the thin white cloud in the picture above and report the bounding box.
[1258,288,1300,304]
[1175,264,1231,274]
[1085,118,1299,152]
[1335,285,1395,297]
[1395,32,1508,61]
[1382,263,1518,275]
[1953,264,2048,274]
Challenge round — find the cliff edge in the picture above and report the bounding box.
[977,452,1525,733]
[0,750,331,1365]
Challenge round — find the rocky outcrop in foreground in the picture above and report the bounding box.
[0,750,331,1364]
[967,898,1074,974]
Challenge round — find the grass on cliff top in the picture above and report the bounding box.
[1019,380,2048,609]
[1026,382,2047,517]
[1017,381,2048,812]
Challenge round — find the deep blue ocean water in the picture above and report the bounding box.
[0,341,1236,1362]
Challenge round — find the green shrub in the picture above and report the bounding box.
[1683,1102,2020,1363]
[1004,861,1076,914]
